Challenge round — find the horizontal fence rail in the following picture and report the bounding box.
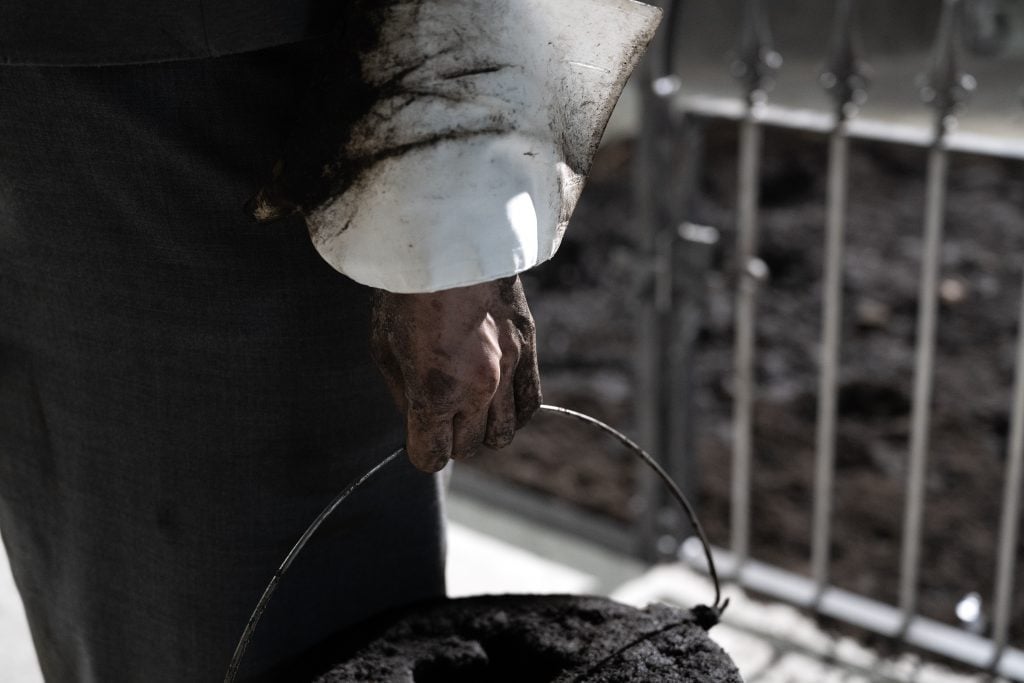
[667,96,1024,161]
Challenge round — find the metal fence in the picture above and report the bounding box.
[635,0,1024,678]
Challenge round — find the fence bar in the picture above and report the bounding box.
[811,0,867,595]
[634,0,715,560]
[990,269,1024,667]
[898,0,973,630]
[633,0,676,560]
[657,218,719,556]
[811,125,849,593]
[731,113,763,567]
[729,0,778,568]
[898,137,948,628]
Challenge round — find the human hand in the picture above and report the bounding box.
[370,275,541,473]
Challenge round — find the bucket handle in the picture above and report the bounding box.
[224,404,727,683]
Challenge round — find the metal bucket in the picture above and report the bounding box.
[224,406,738,682]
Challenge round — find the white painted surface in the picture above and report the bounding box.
[446,522,596,597]
[0,533,43,683]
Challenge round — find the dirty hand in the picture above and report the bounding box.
[371,275,541,473]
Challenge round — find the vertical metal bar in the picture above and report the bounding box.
[633,45,664,561]
[811,0,868,596]
[811,124,850,591]
[899,139,948,626]
[990,270,1024,666]
[898,0,974,630]
[663,120,713,552]
[729,0,779,569]
[633,0,685,561]
[637,0,711,557]
[731,113,763,568]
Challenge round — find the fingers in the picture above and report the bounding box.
[372,279,542,473]
[406,403,489,471]
[484,383,516,450]
[452,409,488,460]
[401,360,497,470]
[513,325,542,429]
[484,329,519,449]
[449,347,500,459]
[405,407,454,473]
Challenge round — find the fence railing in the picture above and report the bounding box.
[635,0,1024,678]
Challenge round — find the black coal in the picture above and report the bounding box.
[312,594,741,683]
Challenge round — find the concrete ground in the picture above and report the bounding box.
[0,488,996,683]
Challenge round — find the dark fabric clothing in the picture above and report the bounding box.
[0,39,445,682]
[0,0,344,66]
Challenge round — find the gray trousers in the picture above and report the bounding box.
[0,40,446,682]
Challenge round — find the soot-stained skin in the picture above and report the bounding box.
[497,275,543,428]
[246,0,517,226]
[370,274,541,472]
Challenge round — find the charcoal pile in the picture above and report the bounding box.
[312,594,739,682]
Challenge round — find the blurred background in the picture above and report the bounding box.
[455,0,1024,679]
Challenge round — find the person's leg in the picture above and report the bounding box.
[0,43,445,682]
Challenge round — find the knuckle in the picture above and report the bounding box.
[470,360,502,395]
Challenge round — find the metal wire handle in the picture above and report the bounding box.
[224,404,727,683]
